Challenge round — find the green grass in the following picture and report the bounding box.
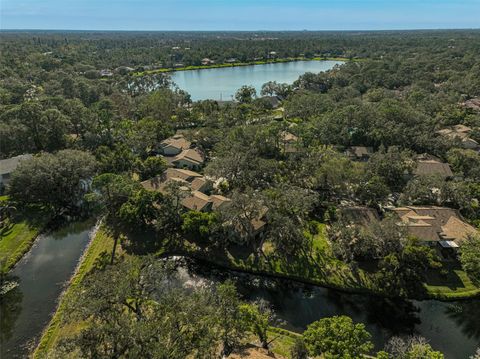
[268,327,301,358]
[0,220,43,272]
[34,226,113,358]
[182,222,479,300]
[424,264,480,300]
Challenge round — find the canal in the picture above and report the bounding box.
[181,258,480,359]
[0,220,97,359]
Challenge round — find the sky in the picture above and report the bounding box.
[1,0,479,31]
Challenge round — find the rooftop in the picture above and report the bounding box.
[414,159,453,178]
[391,206,477,245]
[0,154,32,176]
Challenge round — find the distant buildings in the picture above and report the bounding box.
[99,69,113,77]
[201,58,215,65]
[462,97,480,112]
[413,159,453,178]
[437,124,479,150]
[345,146,374,161]
[158,134,205,171]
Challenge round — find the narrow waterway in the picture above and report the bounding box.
[180,258,480,359]
[0,220,96,359]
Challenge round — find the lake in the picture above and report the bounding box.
[0,221,97,359]
[171,60,343,101]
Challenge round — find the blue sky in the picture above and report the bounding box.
[1,0,479,31]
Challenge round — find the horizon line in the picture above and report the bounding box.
[1,27,480,33]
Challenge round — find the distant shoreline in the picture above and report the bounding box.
[133,57,354,76]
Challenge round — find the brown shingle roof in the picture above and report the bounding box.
[209,194,231,210]
[172,148,205,166]
[391,206,477,245]
[340,206,380,226]
[160,135,191,152]
[181,191,211,211]
[165,168,203,182]
[414,160,453,178]
[345,146,373,160]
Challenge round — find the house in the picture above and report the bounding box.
[437,125,479,150]
[201,58,215,65]
[280,131,300,154]
[159,135,191,156]
[462,97,480,112]
[209,194,231,210]
[340,206,380,226]
[141,168,210,194]
[99,69,113,77]
[182,191,212,212]
[390,206,478,247]
[171,148,205,170]
[345,146,374,161]
[413,159,453,178]
[0,154,32,187]
[141,168,217,212]
[261,96,281,109]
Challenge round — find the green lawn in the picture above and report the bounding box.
[197,222,479,300]
[424,263,480,300]
[34,227,114,358]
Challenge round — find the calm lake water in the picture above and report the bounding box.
[171,60,342,101]
[0,221,96,359]
[181,259,480,359]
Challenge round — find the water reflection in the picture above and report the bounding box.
[181,257,479,357]
[445,301,480,340]
[0,275,23,346]
[0,221,95,359]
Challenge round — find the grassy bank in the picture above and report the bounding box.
[169,223,479,301]
[133,56,355,76]
[0,199,47,272]
[0,221,41,272]
[33,226,112,358]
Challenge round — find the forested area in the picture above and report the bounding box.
[1,30,480,358]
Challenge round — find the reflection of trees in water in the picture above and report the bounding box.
[0,275,23,346]
[363,298,421,335]
[445,301,480,340]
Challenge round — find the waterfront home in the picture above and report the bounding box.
[390,206,477,247]
[201,58,215,65]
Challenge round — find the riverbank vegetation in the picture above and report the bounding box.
[133,56,353,77]
[35,231,446,358]
[1,30,480,357]
[0,196,48,272]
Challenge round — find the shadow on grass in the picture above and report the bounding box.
[424,263,465,290]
